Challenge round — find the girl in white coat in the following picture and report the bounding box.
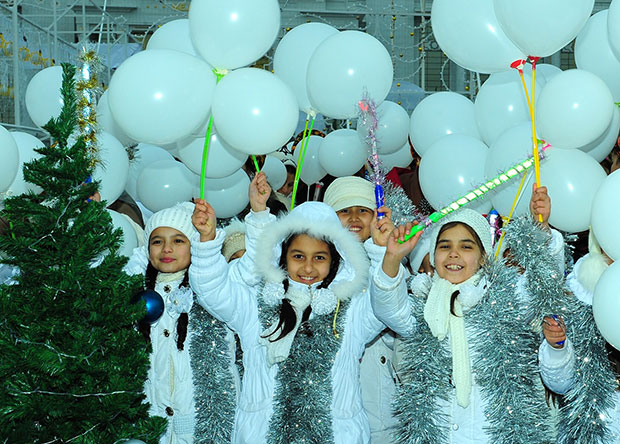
[539,231,619,444]
[371,205,560,444]
[189,199,387,444]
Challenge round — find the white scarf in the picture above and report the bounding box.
[423,273,484,408]
[260,280,338,366]
[156,269,186,284]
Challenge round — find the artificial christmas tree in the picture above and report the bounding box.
[0,62,165,442]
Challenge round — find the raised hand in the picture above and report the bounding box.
[382,222,423,278]
[542,315,566,349]
[249,171,271,212]
[192,198,217,242]
[530,183,551,229]
[371,206,395,247]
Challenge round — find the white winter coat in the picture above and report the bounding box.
[539,253,620,443]
[189,202,386,444]
[371,229,565,444]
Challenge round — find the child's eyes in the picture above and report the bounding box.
[292,254,304,260]
[338,209,349,215]
[315,255,326,261]
[174,238,186,244]
[151,240,162,245]
[360,208,371,213]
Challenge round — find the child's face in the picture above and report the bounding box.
[336,206,374,241]
[434,224,483,284]
[278,171,296,197]
[285,234,332,286]
[149,227,191,273]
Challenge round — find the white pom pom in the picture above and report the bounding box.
[311,288,338,316]
[410,272,433,296]
[458,282,484,309]
[262,282,285,306]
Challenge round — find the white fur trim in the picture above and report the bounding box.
[255,202,369,302]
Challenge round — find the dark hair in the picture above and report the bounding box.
[263,233,341,342]
[435,221,485,317]
[285,164,296,176]
[137,262,190,351]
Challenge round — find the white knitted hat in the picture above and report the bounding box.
[429,208,493,267]
[323,176,375,212]
[222,218,246,262]
[144,201,197,244]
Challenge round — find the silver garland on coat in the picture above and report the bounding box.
[189,304,236,444]
[259,295,349,444]
[503,216,617,443]
[557,299,617,444]
[394,258,552,444]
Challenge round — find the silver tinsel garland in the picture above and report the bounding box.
[503,216,617,443]
[557,300,617,444]
[259,298,350,444]
[381,179,425,227]
[394,256,553,443]
[189,304,236,444]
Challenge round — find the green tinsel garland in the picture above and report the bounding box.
[189,304,236,444]
[394,257,553,443]
[259,298,350,444]
[503,216,617,443]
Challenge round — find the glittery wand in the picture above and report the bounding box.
[398,147,548,244]
[358,94,385,219]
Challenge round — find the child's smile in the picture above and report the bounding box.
[285,234,332,286]
[149,226,191,273]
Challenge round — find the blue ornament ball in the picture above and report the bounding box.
[132,289,164,324]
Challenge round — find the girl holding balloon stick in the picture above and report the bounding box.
[124,173,273,443]
[539,230,619,444]
[370,184,566,444]
[190,185,391,443]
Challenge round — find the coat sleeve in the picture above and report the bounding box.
[538,339,576,395]
[370,264,416,337]
[123,245,149,276]
[548,228,566,276]
[189,229,258,335]
[228,209,276,287]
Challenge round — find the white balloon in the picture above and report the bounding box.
[96,91,135,147]
[307,31,393,119]
[92,132,129,205]
[107,209,139,257]
[146,19,199,57]
[0,124,19,193]
[204,169,250,218]
[431,0,525,73]
[125,143,175,201]
[493,0,594,57]
[189,0,280,69]
[319,129,367,177]
[593,262,620,350]
[177,131,247,178]
[591,170,620,261]
[296,136,326,185]
[108,49,216,145]
[261,155,287,190]
[25,66,63,128]
[358,101,410,155]
[579,107,620,163]
[212,68,298,155]
[137,159,195,213]
[536,69,614,149]
[379,142,414,171]
[486,123,536,218]
[541,148,607,233]
[475,70,542,147]
[7,132,44,196]
[410,92,481,157]
[273,23,339,114]
[575,11,620,102]
[419,135,491,213]
[522,63,562,88]
[608,0,620,61]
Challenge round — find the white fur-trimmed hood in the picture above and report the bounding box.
[255,201,369,302]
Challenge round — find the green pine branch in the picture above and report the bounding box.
[0,62,165,442]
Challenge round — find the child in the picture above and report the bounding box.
[124,169,273,444]
[372,205,558,443]
[539,231,619,443]
[324,175,399,443]
[189,198,388,444]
